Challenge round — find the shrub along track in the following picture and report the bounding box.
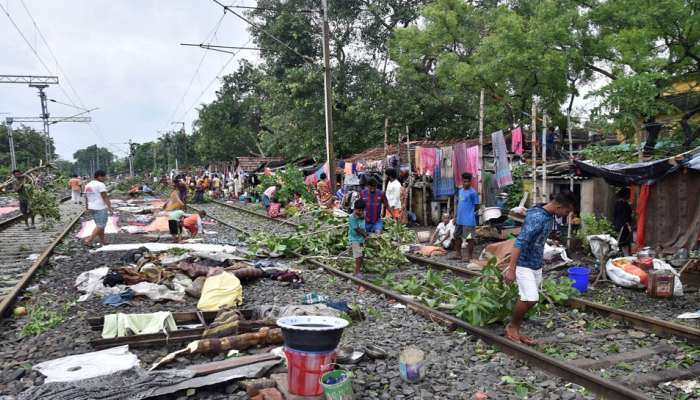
[190,199,700,400]
[0,197,82,318]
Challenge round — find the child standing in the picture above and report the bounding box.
[348,199,367,278]
[168,209,185,242]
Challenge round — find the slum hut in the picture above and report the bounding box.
[574,148,700,254]
[342,136,510,226]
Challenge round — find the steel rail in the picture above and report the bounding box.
[211,200,700,343]
[190,201,651,400]
[0,209,84,317]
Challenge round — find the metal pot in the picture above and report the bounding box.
[483,207,502,222]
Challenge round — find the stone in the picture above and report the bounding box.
[628,330,647,339]
[561,390,576,400]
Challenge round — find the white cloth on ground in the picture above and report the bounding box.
[32,345,139,383]
[75,267,122,302]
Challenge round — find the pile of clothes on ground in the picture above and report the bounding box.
[75,246,303,307]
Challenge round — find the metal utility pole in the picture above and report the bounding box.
[5,118,17,170]
[320,0,336,189]
[0,75,59,164]
[541,112,548,202]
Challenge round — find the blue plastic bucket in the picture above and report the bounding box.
[567,266,590,293]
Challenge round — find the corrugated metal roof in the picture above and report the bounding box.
[235,157,285,172]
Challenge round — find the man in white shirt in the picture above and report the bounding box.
[430,213,455,249]
[83,170,113,247]
[385,169,403,222]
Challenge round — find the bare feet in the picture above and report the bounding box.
[518,335,537,346]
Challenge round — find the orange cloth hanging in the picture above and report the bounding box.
[635,184,651,248]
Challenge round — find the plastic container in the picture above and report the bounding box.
[647,270,675,298]
[567,266,590,293]
[321,369,353,400]
[284,347,336,396]
[277,316,349,352]
[399,347,426,383]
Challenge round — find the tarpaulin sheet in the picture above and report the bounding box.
[76,216,120,238]
[574,146,700,185]
[144,216,170,232]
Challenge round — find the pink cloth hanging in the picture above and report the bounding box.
[415,146,423,175]
[465,145,481,178]
[511,127,524,155]
[452,143,467,187]
[421,147,437,177]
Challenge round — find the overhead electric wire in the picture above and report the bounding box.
[19,0,85,109]
[167,10,228,126]
[211,0,316,65]
[2,0,110,153]
[177,38,252,122]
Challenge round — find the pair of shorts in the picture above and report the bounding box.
[168,220,182,235]
[387,208,402,219]
[515,266,543,302]
[92,209,109,228]
[454,225,476,240]
[351,242,364,259]
[365,221,384,233]
[19,199,31,215]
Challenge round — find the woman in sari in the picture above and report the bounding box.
[164,183,185,211]
[316,173,334,207]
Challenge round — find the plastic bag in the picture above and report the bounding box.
[197,271,243,311]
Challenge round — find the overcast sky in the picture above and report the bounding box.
[1,0,256,161]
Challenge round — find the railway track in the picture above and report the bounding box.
[0,198,84,317]
[189,199,700,400]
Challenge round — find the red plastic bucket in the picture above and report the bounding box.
[284,347,336,396]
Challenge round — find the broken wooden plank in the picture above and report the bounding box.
[620,363,700,387]
[187,353,279,376]
[572,344,677,369]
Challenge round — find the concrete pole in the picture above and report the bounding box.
[321,0,336,190]
[5,118,17,171]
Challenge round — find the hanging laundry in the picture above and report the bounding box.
[492,130,513,188]
[452,143,468,187]
[432,148,454,198]
[441,146,454,179]
[465,145,481,178]
[511,127,524,155]
[415,146,423,175]
[421,147,437,177]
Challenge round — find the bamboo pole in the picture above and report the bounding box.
[567,110,574,249]
[382,117,389,192]
[542,112,548,202]
[531,98,538,204]
[406,125,412,212]
[478,89,485,199]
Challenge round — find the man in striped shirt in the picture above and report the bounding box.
[360,178,389,234]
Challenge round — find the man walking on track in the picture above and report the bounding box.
[13,170,35,230]
[452,172,479,262]
[69,174,82,204]
[504,191,575,345]
[84,170,113,247]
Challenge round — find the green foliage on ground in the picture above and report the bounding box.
[245,212,415,275]
[576,213,616,247]
[505,164,527,209]
[20,304,67,337]
[383,259,578,326]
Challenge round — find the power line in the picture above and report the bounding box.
[177,38,251,122]
[167,10,228,125]
[0,2,56,77]
[19,0,85,109]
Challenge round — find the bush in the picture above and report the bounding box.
[257,168,314,203]
[576,213,615,247]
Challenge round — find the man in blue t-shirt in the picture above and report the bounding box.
[504,191,575,346]
[452,172,480,262]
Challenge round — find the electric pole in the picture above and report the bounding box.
[0,75,59,164]
[320,0,336,189]
[5,118,17,171]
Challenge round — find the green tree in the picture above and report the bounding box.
[0,123,56,173]
[72,145,116,177]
